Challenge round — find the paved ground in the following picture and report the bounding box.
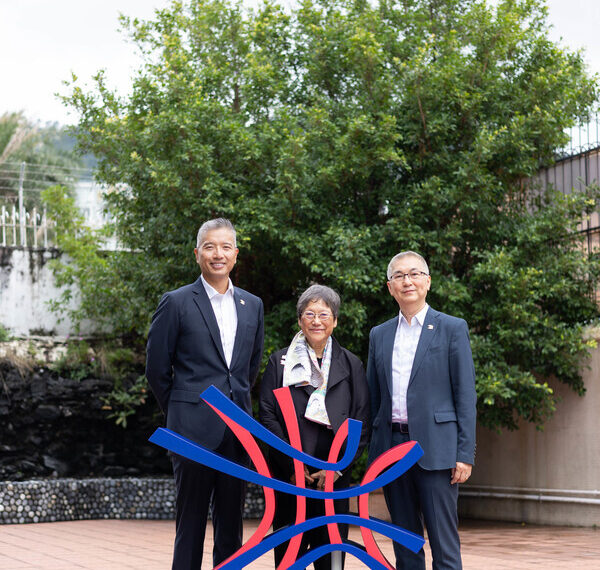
[0,518,599,569]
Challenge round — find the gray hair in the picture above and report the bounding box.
[387,251,429,280]
[296,284,341,319]
[196,218,237,248]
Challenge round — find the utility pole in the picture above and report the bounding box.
[18,161,26,247]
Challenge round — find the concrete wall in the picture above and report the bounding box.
[0,246,93,337]
[459,328,600,527]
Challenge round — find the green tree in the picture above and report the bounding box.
[0,112,83,210]
[57,0,600,430]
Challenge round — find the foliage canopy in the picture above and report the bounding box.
[55,0,600,430]
[0,112,82,209]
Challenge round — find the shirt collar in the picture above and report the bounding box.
[200,274,235,300]
[399,303,429,327]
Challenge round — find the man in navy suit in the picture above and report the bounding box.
[146,218,264,569]
[367,251,476,570]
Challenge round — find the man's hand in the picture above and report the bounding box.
[450,462,472,485]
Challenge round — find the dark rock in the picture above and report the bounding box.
[42,455,70,476]
[34,404,61,421]
[103,466,126,477]
[0,359,171,480]
[60,406,73,417]
[79,378,112,392]
[19,460,38,471]
[30,376,47,398]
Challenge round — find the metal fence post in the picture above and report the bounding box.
[11,205,17,246]
[18,161,26,247]
[1,205,6,246]
[32,207,38,248]
[43,207,48,248]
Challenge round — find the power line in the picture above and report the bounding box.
[1,161,95,174]
[0,172,90,184]
[0,167,85,176]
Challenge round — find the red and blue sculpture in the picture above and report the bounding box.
[149,385,425,569]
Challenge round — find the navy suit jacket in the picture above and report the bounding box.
[146,276,264,450]
[367,307,476,470]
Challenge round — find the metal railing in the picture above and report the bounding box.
[0,204,56,248]
[0,161,102,250]
[558,114,600,159]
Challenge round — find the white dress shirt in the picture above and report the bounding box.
[201,275,238,368]
[391,304,429,423]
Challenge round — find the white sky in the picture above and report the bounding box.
[0,0,598,126]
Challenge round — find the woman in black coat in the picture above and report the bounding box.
[259,284,370,570]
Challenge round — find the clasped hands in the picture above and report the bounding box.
[291,466,340,489]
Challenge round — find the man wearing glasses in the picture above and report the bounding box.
[367,251,476,570]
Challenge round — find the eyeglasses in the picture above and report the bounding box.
[390,271,429,282]
[302,311,333,322]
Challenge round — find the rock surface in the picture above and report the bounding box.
[0,360,171,480]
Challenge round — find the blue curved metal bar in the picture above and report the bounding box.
[288,543,388,570]
[219,514,424,569]
[149,427,423,499]
[200,385,362,471]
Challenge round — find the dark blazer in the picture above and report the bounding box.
[367,307,476,470]
[146,276,264,450]
[259,337,370,481]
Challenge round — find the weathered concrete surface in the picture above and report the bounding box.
[460,327,600,527]
[0,247,95,337]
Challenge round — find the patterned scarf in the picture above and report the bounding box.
[282,331,332,426]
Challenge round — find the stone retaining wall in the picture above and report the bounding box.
[0,478,265,524]
[0,357,171,480]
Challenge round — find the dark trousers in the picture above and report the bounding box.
[384,431,462,570]
[170,429,247,570]
[273,491,349,570]
[272,427,349,570]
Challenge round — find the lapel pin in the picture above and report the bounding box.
[240,299,245,305]
[427,324,434,329]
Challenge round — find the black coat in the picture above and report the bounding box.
[259,337,370,483]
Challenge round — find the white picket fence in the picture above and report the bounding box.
[0,205,55,248]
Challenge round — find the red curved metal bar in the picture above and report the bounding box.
[207,401,275,570]
[273,387,307,570]
[358,441,420,570]
[324,419,351,544]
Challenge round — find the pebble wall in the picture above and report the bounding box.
[0,478,265,524]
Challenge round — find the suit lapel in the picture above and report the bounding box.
[409,307,439,385]
[191,277,227,366]
[229,288,248,369]
[382,317,398,397]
